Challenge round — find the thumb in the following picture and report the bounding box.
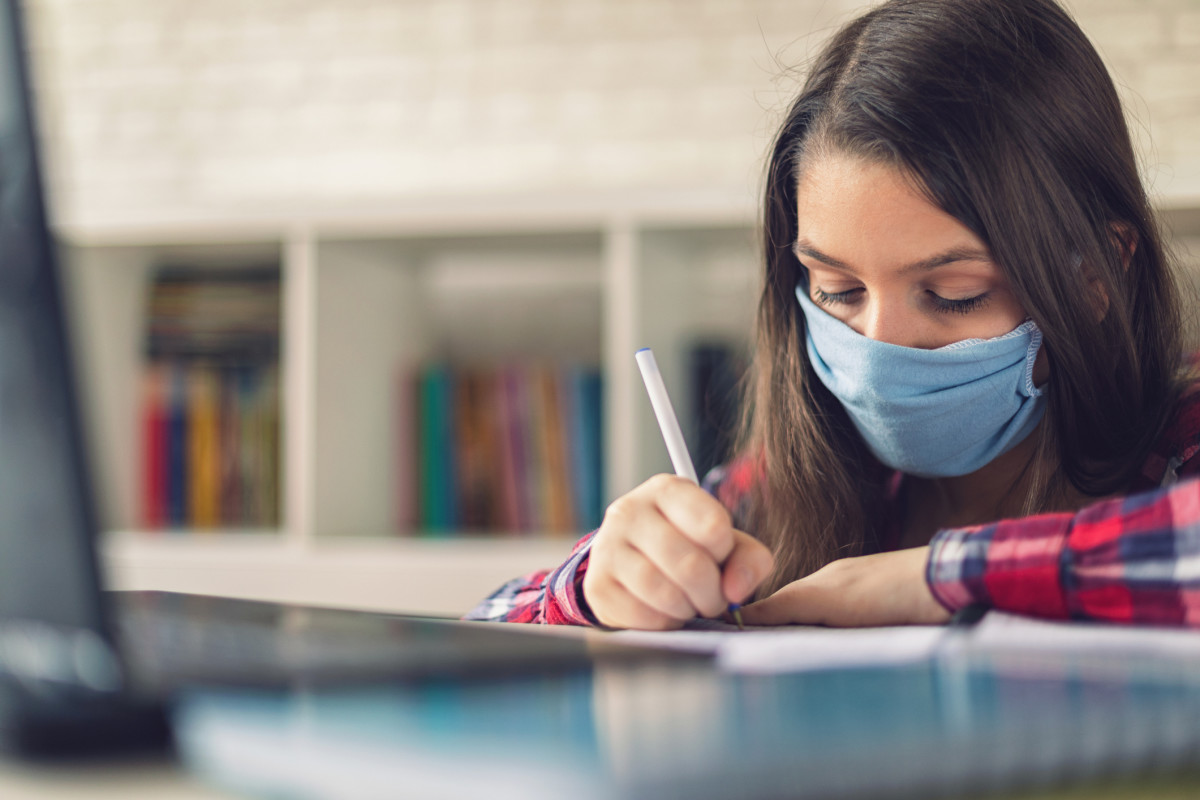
[721,530,774,605]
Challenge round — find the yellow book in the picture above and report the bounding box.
[540,367,575,534]
[259,366,281,527]
[188,365,221,529]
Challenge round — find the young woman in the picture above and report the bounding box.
[465,0,1200,630]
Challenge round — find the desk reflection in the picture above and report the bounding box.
[172,652,1200,799]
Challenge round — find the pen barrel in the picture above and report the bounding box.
[635,349,699,484]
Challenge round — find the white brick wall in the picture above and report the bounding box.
[19,0,1200,233]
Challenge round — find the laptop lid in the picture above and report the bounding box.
[0,0,126,696]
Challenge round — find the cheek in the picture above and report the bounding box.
[973,292,1031,340]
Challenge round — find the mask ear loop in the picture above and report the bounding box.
[1012,252,1081,395]
[1022,326,1044,398]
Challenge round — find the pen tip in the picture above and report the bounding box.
[728,603,744,631]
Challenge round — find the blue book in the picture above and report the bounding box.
[418,367,441,533]
[419,366,458,535]
[166,363,189,527]
[438,369,458,532]
[575,369,604,531]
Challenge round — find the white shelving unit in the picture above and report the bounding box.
[63,189,763,617]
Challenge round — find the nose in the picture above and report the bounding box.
[857,297,917,348]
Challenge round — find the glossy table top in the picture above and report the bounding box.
[171,650,1200,800]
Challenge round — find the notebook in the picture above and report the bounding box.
[0,0,688,758]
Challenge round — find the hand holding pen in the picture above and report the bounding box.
[579,348,774,631]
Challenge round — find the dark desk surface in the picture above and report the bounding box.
[168,652,1200,800]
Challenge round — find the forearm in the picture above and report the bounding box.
[927,477,1200,626]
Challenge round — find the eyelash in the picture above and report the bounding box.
[930,292,991,315]
[812,287,992,315]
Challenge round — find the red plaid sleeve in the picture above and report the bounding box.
[927,477,1200,626]
[462,531,600,625]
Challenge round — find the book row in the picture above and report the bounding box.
[140,363,281,529]
[144,266,281,364]
[397,363,604,536]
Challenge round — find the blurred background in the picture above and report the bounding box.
[20,0,1200,615]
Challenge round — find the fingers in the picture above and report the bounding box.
[610,542,699,620]
[584,473,772,630]
[628,514,727,618]
[583,548,692,630]
[720,530,776,605]
[645,474,737,563]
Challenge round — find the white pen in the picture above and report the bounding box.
[635,347,744,630]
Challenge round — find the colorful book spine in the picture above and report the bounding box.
[407,361,605,538]
[579,369,605,531]
[506,366,532,532]
[140,365,168,529]
[140,265,282,533]
[219,365,242,526]
[137,361,284,531]
[475,369,502,531]
[540,366,574,534]
[520,364,546,534]
[456,371,488,531]
[166,364,188,528]
[394,367,418,533]
[418,365,457,534]
[494,366,523,532]
[188,366,221,528]
[569,366,605,532]
[257,366,281,527]
[237,367,260,526]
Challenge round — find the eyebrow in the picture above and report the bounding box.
[792,240,993,275]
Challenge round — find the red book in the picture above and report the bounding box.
[140,364,167,530]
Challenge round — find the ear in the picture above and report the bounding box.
[1109,221,1138,269]
[1087,222,1138,321]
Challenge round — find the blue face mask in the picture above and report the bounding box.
[794,285,1046,478]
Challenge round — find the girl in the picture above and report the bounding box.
[465,0,1200,630]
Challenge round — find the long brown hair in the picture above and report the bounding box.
[741,0,1186,596]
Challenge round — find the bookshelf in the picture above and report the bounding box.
[66,191,1200,617]
[61,189,763,617]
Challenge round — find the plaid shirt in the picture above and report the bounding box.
[465,381,1200,627]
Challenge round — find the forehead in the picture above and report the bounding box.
[794,153,989,265]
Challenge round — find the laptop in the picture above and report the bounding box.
[0,0,685,758]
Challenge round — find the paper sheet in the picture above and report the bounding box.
[716,625,948,673]
[604,612,1200,675]
[971,611,1200,657]
[606,619,948,670]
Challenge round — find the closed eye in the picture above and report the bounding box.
[929,291,991,315]
[812,287,862,306]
